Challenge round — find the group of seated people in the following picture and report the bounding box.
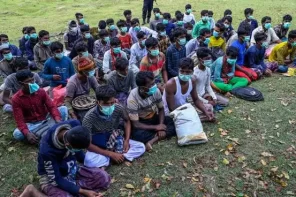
[1,5,296,197]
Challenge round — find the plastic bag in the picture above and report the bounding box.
[53,85,66,107]
[170,103,208,146]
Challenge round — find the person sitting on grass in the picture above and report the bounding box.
[106,18,118,38]
[25,26,38,70]
[211,46,249,94]
[166,27,187,79]
[150,8,162,31]
[63,20,80,53]
[163,57,215,122]
[238,8,258,36]
[162,13,176,37]
[155,23,171,55]
[2,57,42,113]
[12,70,68,143]
[117,19,133,50]
[192,10,210,39]
[208,23,226,58]
[231,28,258,83]
[183,4,196,25]
[94,29,111,68]
[65,57,99,122]
[102,37,128,76]
[174,13,185,28]
[0,34,21,60]
[268,30,296,73]
[83,85,145,168]
[0,45,17,78]
[42,41,75,95]
[208,10,215,30]
[33,30,53,70]
[128,18,158,44]
[274,14,293,42]
[72,42,95,72]
[19,27,29,57]
[244,32,272,78]
[129,31,148,75]
[186,28,211,56]
[123,10,132,31]
[140,37,168,92]
[69,25,95,59]
[193,48,229,107]
[222,16,235,42]
[127,71,176,151]
[38,120,110,197]
[108,57,136,107]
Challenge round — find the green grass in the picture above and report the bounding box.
[1,0,296,196]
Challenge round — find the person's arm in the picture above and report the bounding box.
[129,48,140,74]
[185,41,192,57]
[246,50,256,68]
[221,39,226,52]
[34,73,42,86]
[130,71,137,89]
[205,69,217,100]
[68,59,75,77]
[102,51,111,74]
[165,80,177,112]
[275,48,285,65]
[191,78,210,115]
[15,45,22,56]
[63,33,71,51]
[250,29,256,46]
[2,89,12,105]
[33,46,43,69]
[213,59,223,82]
[44,90,61,122]
[65,82,77,119]
[270,29,281,44]
[42,61,54,80]
[12,98,29,136]
[145,27,158,38]
[122,108,131,152]
[161,63,168,83]
[192,23,199,39]
[290,49,296,63]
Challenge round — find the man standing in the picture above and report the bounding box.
[142,0,155,25]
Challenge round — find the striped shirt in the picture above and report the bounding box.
[140,52,165,84]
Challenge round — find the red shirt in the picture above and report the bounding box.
[118,33,132,49]
[12,88,61,135]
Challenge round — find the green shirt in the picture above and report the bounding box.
[192,20,210,38]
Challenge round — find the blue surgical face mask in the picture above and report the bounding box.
[203,59,213,67]
[150,49,160,56]
[178,38,187,46]
[121,27,128,33]
[224,23,229,29]
[141,39,146,46]
[3,53,13,61]
[283,22,291,29]
[186,9,192,14]
[66,146,82,153]
[248,15,254,20]
[104,36,110,43]
[29,83,40,94]
[82,51,89,57]
[244,36,250,42]
[155,13,161,18]
[261,42,268,48]
[179,73,192,82]
[202,16,208,22]
[147,84,157,96]
[30,33,38,39]
[43,40,51,46]
[109,25,116,31]
[162,19,169,25]
[134,26,141,32]
[79,18,85,24]
[204,37,210,45]
[160,31,166,36]
[100,104,115,116]
[24,34,30,40]
[84,33,91,39]
[113,47,121,54]
[55,52,64,59]
[213,30,220,38]
[88,70,95,77]
[264,23,272,29]
[227,58,237,65]
[177,21,184,26]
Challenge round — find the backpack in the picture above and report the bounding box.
[231,87,264,102]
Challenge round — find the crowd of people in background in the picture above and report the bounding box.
[1,1,296,196]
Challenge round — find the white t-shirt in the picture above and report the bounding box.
[183,13,196,24]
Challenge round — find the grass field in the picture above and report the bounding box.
[0,0,296,196]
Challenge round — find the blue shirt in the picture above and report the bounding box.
[19,37,28,56]
[25,40,38,61]
[42,56,75,87]
[166,44,186,78]
[38,120,84,195]
[231,40,247,66]
[0,44,22,60]
[69,36,94,59]
[244,45,267,71]
[165,22,176,37]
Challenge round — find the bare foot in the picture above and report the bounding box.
[145,142,153,151]
[225,92,232,98]
[19,184,46,197]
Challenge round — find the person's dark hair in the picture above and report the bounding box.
[184,22,193,29]
[283,14,292,22]
[238,22,251,33]
[16,70,33,82]
[98,20,106,29]
[75,13,83,19]
[38,30,49,38]
[95,85,117,101]
[75,42,87,53]
[106,18,114,25]
[26,26,36,34]
[123,10,132,17]
[50,41,63,52]
[244,8,254,16]
[171,27,187,40]
[288,30,296,39]
[224,9,232,16]
[179,58,194,70]
[153,8,160,13]
[0,34,8,41]
[176,13,183,21]
[136,31,146,39]
[156,23,166,32]
[163,13,171,20]
[69,20,77,26]
[237,28,249,37]
[131,18,140,26]
[22,27,28,34]
[136,71,154,87]
[226,46,239,57]
[261,16,271,24]
[200,28,211,36]
[175,10,182,17]
[223,16,232,24]
[65,126,91,149]
[215,23,225,32]
[254,32,267,42]
[80,25,90,33]
[201,10,208,16]
[13,57,29,70]
[115,57,129,71]
[196,47,212,59]
[185,4,191,9]
[208,10,214,16]
[99,29,109,38]
[110,37,121,47]
[117,20,126,28]
[145,37,158,48]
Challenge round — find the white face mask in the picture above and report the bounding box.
[71,27,78,32]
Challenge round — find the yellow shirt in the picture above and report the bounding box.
[268,42,296,65]
[208,36,226,52]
